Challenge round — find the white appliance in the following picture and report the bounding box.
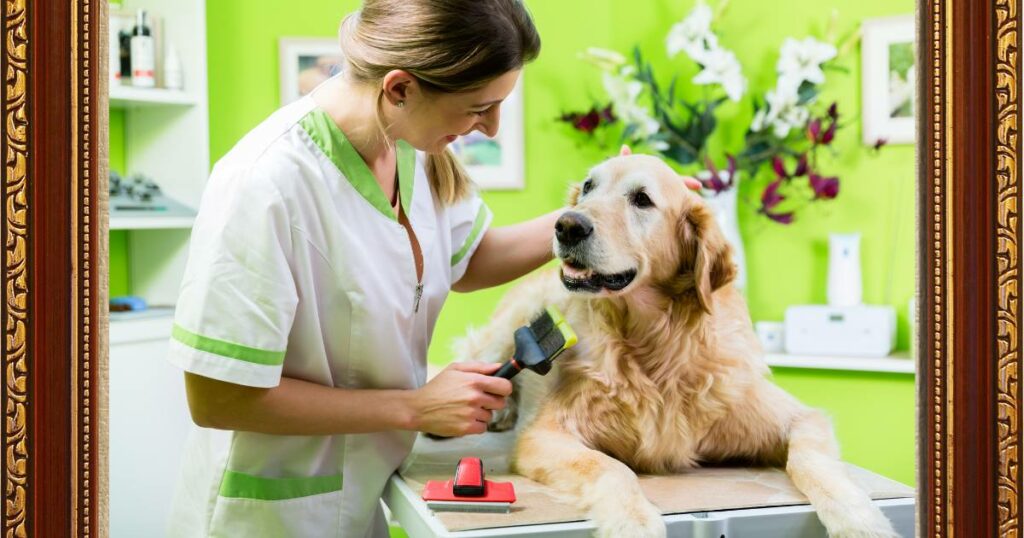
[826,233,863,306]
[784,305,896,357]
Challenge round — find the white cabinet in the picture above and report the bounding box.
[109,312,193,537]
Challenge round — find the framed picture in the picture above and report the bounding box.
[861,15,916,145]
[279,37,346,106]
[451,76,525,190]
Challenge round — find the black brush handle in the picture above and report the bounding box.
[493,359,521,379]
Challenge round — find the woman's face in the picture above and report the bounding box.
[401,69,521,154]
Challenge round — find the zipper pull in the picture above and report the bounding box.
[413,284,424,313]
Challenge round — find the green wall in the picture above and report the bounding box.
[107,0,917,488]
[109,109,130,298]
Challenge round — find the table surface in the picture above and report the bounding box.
[384,473,916,538]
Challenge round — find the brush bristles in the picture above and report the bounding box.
[528,311,555,341]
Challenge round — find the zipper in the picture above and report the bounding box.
[413,284,423,313]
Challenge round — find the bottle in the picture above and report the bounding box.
[118,26,132,81]
[108,13,122,86]
[826,232,863,307]
[163,44,184,90]
[129,9,155,88]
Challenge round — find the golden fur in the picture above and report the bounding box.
[455,155,899,537]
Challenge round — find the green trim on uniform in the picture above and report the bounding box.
[219,470,343,501]
[171,324,286,366]
[299,108,415,221]
[450,204,490,266]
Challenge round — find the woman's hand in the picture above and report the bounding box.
[407,362,513,437]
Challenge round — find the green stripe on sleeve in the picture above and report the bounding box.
[450,204,490,266]
[219,470,343,501]
[172,324,286,366]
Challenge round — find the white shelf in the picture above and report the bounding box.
[765,352,915,374]
[109,307,174,345]
[110,86,196,107]
[111,215,194,230]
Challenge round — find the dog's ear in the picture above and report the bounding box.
[678,202,736,313]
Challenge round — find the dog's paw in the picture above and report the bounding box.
[487,405,518,432]
[590,498,666,538]
[487,382,520,432]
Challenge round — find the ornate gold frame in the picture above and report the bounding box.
[3,0,1021,536]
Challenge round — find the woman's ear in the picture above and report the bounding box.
[678,202,736,313]
[381,69,418,107]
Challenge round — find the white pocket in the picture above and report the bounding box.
[208,489,344,538]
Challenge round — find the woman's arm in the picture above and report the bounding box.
[185,362,512,437]
[452,208,562,292]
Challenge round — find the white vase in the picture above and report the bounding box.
[826,232,863,306]
[703,181,747,291]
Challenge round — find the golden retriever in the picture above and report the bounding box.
[454,153,900,537]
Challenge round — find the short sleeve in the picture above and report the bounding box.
[166,163,298,388]
[448,189,493,285]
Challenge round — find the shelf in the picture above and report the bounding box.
[110,86,197,107]
[111,215,194,230]
[109,307,175,345]
[765,352,915,374]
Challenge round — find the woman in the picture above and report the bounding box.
[165,1,552,536]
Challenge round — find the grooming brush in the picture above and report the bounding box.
[492,306,578,379]
[421,457,517,513]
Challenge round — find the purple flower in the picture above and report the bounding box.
[807,119,822,143]
[759,179,795,224]
[773,154,808,180]
[772,155,788,179]
[821,121,837,144]
[701,154,737,193]
[809,173,839,199]
[600,104,616,123]
[828,102,838,120]
[793,154,809,177]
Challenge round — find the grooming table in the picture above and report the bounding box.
[384,432,915,538]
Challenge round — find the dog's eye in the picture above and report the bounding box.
[581,178,594,195]
[632,190,655,208]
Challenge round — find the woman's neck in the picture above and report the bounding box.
[310,75,396,170]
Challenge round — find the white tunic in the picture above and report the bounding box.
[165,95,491,537]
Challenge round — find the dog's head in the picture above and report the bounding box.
[555,153,736,312]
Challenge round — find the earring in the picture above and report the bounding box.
[397,101,405,108]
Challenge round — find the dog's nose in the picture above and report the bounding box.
[555,212,593,246]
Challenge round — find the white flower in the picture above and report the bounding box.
[776,37,837,88]
[579,47,627,72]
[752,84,809,138]
[602,72,643,110]
[666,2,718,62]
[692,48,747,102]
[602,72,660,140]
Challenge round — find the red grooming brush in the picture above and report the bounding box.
[421,457,516,513]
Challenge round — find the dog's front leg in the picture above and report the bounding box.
[786,410,900,538]
[514,409,665,538]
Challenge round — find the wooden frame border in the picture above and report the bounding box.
[3,0,1022,536]
[918,0,1023,536]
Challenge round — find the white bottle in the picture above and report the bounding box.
[108,13,122,86]
[163,44,184,90]
[826,232,863,307]
[129,9,155,88]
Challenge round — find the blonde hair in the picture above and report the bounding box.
[338,0,540,204]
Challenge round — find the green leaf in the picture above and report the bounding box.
[797,81,819,105]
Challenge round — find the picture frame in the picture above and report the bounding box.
[278,37,346,106]
[451,75,525,191]
[15,0,1024,536]
[861,14,916,145]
